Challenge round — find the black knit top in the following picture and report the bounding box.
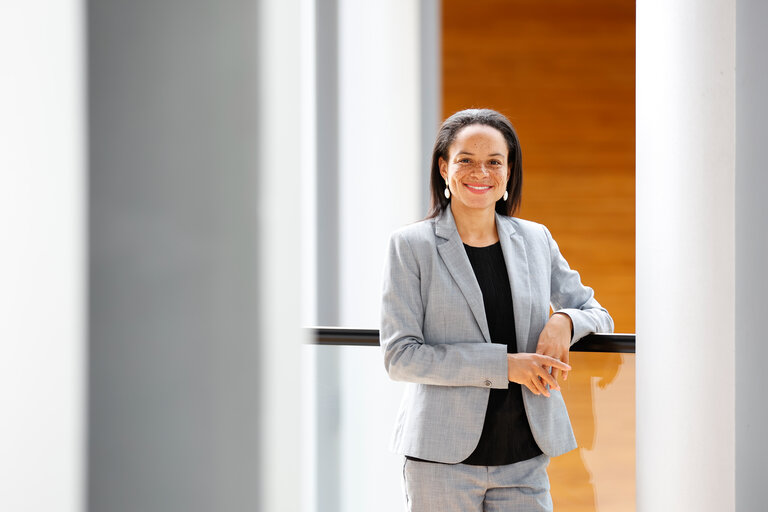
[459,241,542,466]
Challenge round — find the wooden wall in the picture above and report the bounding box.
[442,0,635,333]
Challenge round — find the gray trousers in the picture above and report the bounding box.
[402,454,552,512]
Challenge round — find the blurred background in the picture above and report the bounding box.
[1,0,634,511]
[19,0,768,511]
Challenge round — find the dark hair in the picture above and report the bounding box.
[427,108,523,218]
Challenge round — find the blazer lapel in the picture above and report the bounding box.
[435,208,491,343]
[496,214,533,354]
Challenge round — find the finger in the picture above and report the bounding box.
[561,350,571,381]
[541,360,551,373]
[533,374,551,397]
[524,381,540,395]
[531,377,547,397]
[553,350,568,382]
[535,354,571,372]
[537,367,559,391]
[541,379,557,398]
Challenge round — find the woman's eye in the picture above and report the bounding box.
[489,160,502,166]
[458,158,471,164]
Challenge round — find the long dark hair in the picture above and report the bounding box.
[427,109,523,218]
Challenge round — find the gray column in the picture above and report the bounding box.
[88,0,302,511]
[313,0,342,510]
[735,1,768,510]
[419,0,442,214]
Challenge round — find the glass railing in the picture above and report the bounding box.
[307,328,635,512]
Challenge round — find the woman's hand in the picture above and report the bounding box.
[535,312,573,384]
[507,353,571,397]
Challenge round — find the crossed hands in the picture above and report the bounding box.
[507,313,573,397]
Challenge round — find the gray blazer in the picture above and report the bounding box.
[380,207,613,462]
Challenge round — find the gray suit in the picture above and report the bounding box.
[380,207,613,463]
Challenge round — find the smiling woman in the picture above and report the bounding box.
[380,108,613,511]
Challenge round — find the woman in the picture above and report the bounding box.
[380,109,613,511]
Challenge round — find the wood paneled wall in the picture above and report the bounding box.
[443,0,635,332]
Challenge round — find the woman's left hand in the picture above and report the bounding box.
[535,312,573,385]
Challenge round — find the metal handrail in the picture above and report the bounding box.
[310,327,635,353]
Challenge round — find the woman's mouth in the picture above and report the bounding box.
[464,184,492,194]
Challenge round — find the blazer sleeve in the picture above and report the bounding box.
[543,225,615,344]
[379,231,509,389]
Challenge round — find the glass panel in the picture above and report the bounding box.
[308,346,635,512]
[306,344,407,512]
[550,352,635,511]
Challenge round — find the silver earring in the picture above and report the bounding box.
[444,183,450,199]
[503,190,509,201]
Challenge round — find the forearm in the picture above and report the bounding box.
[555,305,614,343]
[382,337,509,389]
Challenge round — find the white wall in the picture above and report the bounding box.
[0,3,85,512]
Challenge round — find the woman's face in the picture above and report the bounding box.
[439,124,511,214]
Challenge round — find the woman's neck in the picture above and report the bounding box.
[450,203,499,247]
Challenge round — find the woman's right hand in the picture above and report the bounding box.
[507,353,571,397]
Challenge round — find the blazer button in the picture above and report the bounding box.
[484,380,492,387]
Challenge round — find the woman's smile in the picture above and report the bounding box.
[464,183,493,194]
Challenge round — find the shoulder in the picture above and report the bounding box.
[389,218,436,246]
[386,218,439,267]
[498,215,552,242]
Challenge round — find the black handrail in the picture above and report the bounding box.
[310,327,635,353]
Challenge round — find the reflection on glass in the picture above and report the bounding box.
[549,352,635,511]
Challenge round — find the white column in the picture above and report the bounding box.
[0,2,85,512]
[637,1,736,510]
[257,0,305,510]
[337,0,423,327]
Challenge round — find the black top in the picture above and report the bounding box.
[459,241,542,466]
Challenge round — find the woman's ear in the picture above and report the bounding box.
[439,157,448,180]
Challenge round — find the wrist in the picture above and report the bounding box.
[552,312,574,337]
